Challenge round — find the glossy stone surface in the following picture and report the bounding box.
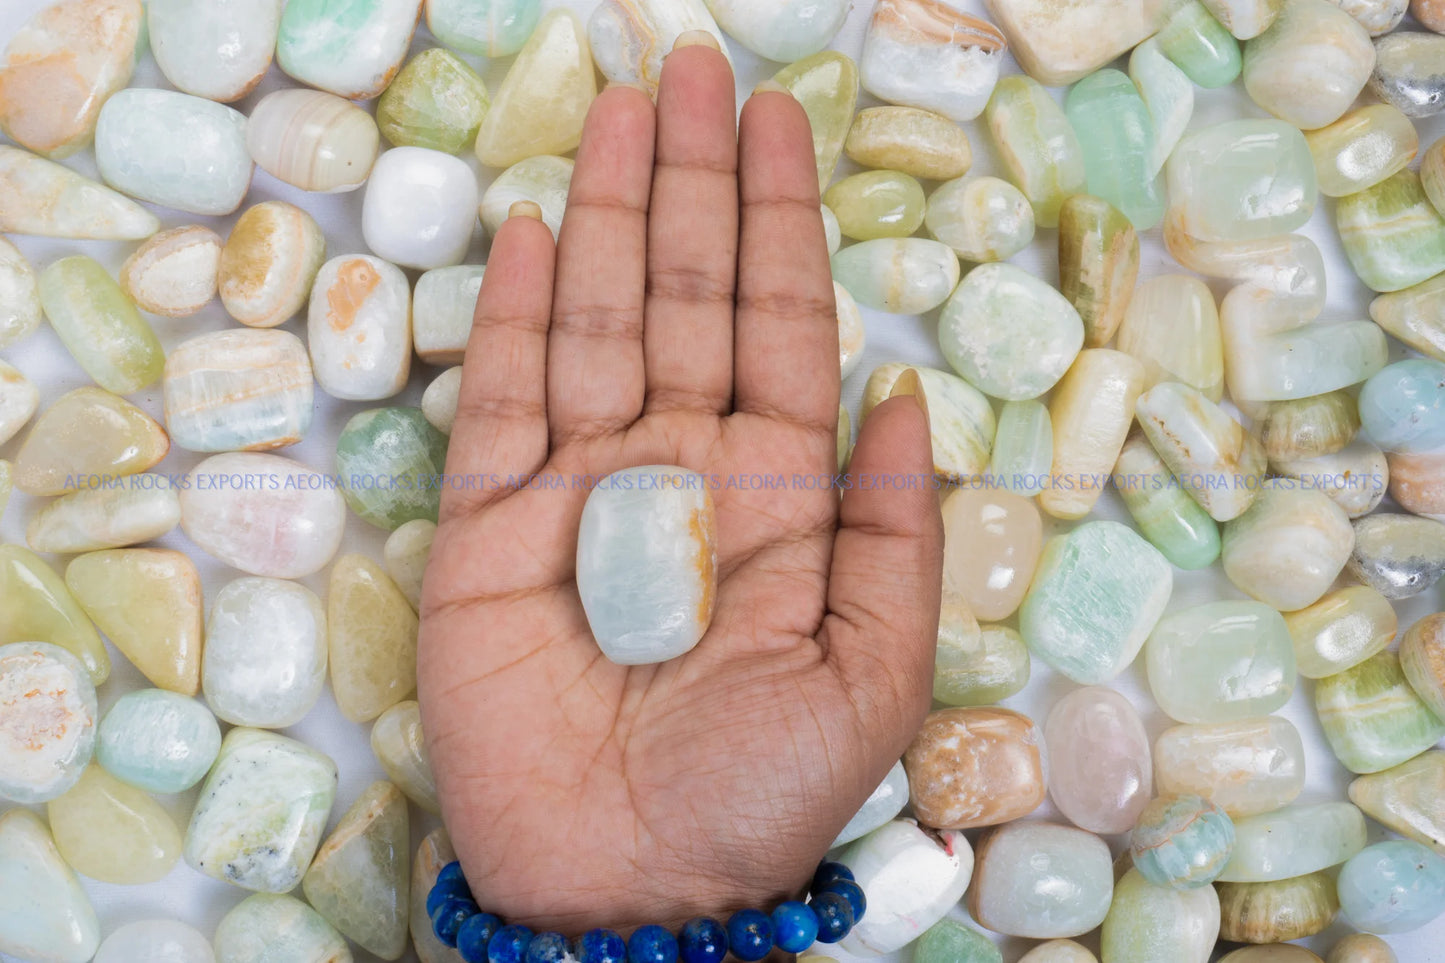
[1040,350,1145,520]
[860,364,996,482]
[1153,716,1305,817]
[1129,38,1194,179]
[824,170,926,241]
[185,728,337,893]
[926,176,1035,263]
[0,549,108,684]
[1118,275,1223,399]
[1317,651,1445,774]
[0,809,100,963]
[385,520,436,612]
[1402,614,1445,724]
[0,237,40,348]
[97,688,220,794]
[702,0,846,61]
[988,399,1051,496]
[246,89,380,193]
[1346,513,1445,600]
[1057,194,1137,346]
[378,49,488,154]
[308,255,412,401]
[96,89,252,216]
[474,9,596,168]
[0,0,141,158]
[426,0,541,57]
[1113,429,1222,570]
[1327,934,1397,963]
[1100,867,1219,963]
[1221,487,1355,611]
[1147,601,1295,726]
[933,622,1030,707]
[831,238,959,314]
[1044,686,1151,835]
[1272,437,1390,519]
[1339,169,1445,293]
[26,476,180,554]
[66,549,202,695]
[845,106,971,181]
[219,201,326,329]
[1358,358,1445,454]
[1158,1,1242,86]
[303,781,410,959]
[1389,449,1445,520]
[982,0,1162,86]
[368,149,477,273]
[204,577,328,728]
[1136,382,1265,522]
[148,0,279,103]
[1220,802,1368,882]
[836,282,864,378]
[904,707,1044,829]
[967,822,1112,938]
[1065,69,1164,230]
[335,407,447,531]
[1348,750,1445,856]
[276,0,420,99]
[941,487,1040,622]
[1337,840,1445,932]
[47,764,182,884]
[413,266,484,366]
[1370,271,1445,362]
[372,701,438,813]
[1217,872,1339,942]
[411,829,464,963]
[1219,948,1325,963]
[985,75,1086,229]
[1306,104,1418,197]
[1129,793,1236,889]
[837,820,973,956]
[1017,942,1096,963]
[1256,392,1360,462]
[1167,119,1317,243]
[423,368,462,436]
[1204,0,1283,38]
[181,452,346,578]
[1243,0,1375,129]
[0,359,37,447]
[1369,31,1445,119]
[0,145,159,240]
[120,225,222,318]
[38,256,164,395]
[328,554,418,723]
[833,762,909,849]
[1285,585,1397,679]
[911,919,1000,963]
[164,329,313,453]
[214,893,353,963]
[0,643,97,804]
[94,920,216,963]
[589,0,728,93]
[771,51,859,190]
[479,155,572,241]
[859,0,1005,124]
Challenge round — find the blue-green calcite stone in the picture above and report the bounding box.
[911,918,1001,963]
[1358,358,1445,454]
[427,0,543,57]
[1166,118,1316,242]
[1064,69,1165,230]
[335,407,450,531]
[1157,1,1242,88]
[1337,168,1445,293]
[0,809,100,963]
[1019,520,1174,685]
[1337,840,1445,933]
[97,688,221,794]
[1129,793,1236,889]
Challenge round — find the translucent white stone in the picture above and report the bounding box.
[837,282,865,379]
[0,145,160,241]
[384,519,436,611]
[837,819,974,955]
[0,358,38,446]
[703,0,848,61]
[0,809,100,963]
[164,329,314,452]
[479,155,573,241]
[0,237,41,348]
[119,226,223,318]
[203,577,328,728]
[96,688,221,794]
[180,452,346,578]
[831,238,961,314]
[0,642,97,805]
[423,366,463,435]
[308,255,412,401]
[26,477,180,554]
[371,701,439,813]
[363,147,478,270]
[1272,437,1390,518]
[275,0,422,100]
[833,760,910,847]
[577,467,717,665]
[95,920,215,963]
[148,0,281,103]
[588,0,730,94]
[246,89,380,194]
[414,266,484,365]
[860,0,1007,123]
[214,893,352,963]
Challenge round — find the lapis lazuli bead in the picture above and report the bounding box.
[627,924,680,963]
[428,877,474,916]
[812,861,855,891]
[678,917,728,963]
[438,861,467,886]
[770,901,819,953]
[810,892,855,944]
[819,879,866,922]
[578,928,627,963]
[433,898,481,947]
[489,924,536,963]
[724,909,772,962]
[457,913,504,963]
[525,931,571,963]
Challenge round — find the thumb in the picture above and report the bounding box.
[820,369,943,756]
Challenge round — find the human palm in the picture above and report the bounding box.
[418,40,942,935]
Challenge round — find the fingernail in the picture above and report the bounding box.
[889,367,931,432]
[508,200,543,221]
[753,79,791,97]
[673,29,720,52]
[607,80,652,94]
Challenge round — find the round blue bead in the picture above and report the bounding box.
[810,892,855,944]
[820,879,866,922]
[457,914,504,963]
[627,924,679,963]
[432,897,480,947]
[525,932,572,963]
[438,861,467,886]
[427,877,474,916]
[811,861,855,892]
[577,929,627,963]
[678,917,727,963]
[724,909,772,962]
[770,900,818,953]
[488,924,536,963]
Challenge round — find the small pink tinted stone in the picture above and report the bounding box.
[1044,686,1152,835]
[941,486,1042,622]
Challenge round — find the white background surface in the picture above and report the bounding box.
[0,0,1443,961]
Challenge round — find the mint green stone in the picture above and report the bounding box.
[1337,169,1445,293]
[1219,802,1367,882]
[336,407,450,531]
[1129,38,1193,179]
[1064,69,1165,230]
[97,688,221,795]
[1129,793,1236,889]
[277,0,422,100]
[822,170,926,241]
[378,49,490,154]
[1113,431,1221,570]
[1019,520,1174,685]
[1166,119,1317,243]
[912,918,1002,963]
[989,400,1053,497]
[1146,600,1296,724]
[427,0,543,57]
[38,256,164,395]
[1316,651,1445,774]
[933,623,1030,707]
[1157,1,1242,88]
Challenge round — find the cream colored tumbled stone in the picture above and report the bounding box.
[308,255,412,401]
[1272,437,1390,519]
[1019,942,1097,963]
[0,146,160,241]
[836,282,865,378]
[1242,0,1375,130]
[1202,0,1283,38]
[1154,716,1306,817]
[1041,349,1146,520]
[0,237,41,349]
[27,477,181,554]
[982,0,1166,86]
[0,358,38,447]
[1136,381,1266,522]
[1118,275,1224,400]
[0,549,109,685]
[1306,104,1418,197]
[47,765,181,885]
[119,226,223,318]
[247,89,380,194]
[1284,585,1398,678]
[1389,449,1445,520]
[861,364,997,483]
[411,829,464,963]
[1222,485,1356,611]
[772,51,860,191]
[589,0,730,94]
[422,366,462,436]
[845,106,972,181]
[220,201,327,329]
[14,387,169,496]
[479,156,572,241]
[371,701,438,813]
[329,554,419,724]
[384,519,435,612]
[163,329,314,453]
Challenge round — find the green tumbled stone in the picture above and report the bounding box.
[989,400,1053,497]
[1019,520,1173,685]
[336,407,449,531]
[1157,1,1242,88]
[984,75,1086,229]
[912,918,1002,963]
[37,256,164,395]
[1058,194,1139,348]
[771,51,859,192]
[1101,868,1220,963]
[1129,38,1193,179]
[934,623,1030,707]
[1146,600,1296,725]
[377,49,490,154]
[1337,169,1445,293]
[822,170,926,241]
[1316,651,1445,775]
[1166,119,1317,243]
[1114,429,1221,570]
[1065,69,1165,231]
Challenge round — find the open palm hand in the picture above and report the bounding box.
[418,39,941,934]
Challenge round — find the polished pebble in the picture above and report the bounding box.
[0,809,101,963]
[422,367,462,436]
[203,576,328,728]
[1221,487,1355,611]
[1153,716,1306,817]
[1129,793,1236,889]
[1166,119,1317,242]
[1338,169,1445,293]
[1348,750,1445,856]
[933,622,1030,707]
[1242,0,1375,129]
[1271,437,1390,519]
[1306,104,1418,197]
[1203,0,1283,38]
[1387,449,1445,520]
[164,329,314,452]
[26,476,181,554]
[147,0,279,103]
[1401,613,1445,722]
[771,51,859,191]
[1358,358,1445,454]
[0,642,97,804]
[1316,651,1445,774]
[988,399,1052,496]
[411,828,464,963]
[589,0,729,94]
[0,359,37,446]
[910,918,1000,963]
[275,0,421,100]
[1044,686,1151,835]
[119,225,223,317]
[824,169,925,241]
[479,155,573,241]
[833,761,909,848]
[1327,933,1398,963]
[38,256,165,395]
[1040,349,1145,520]
[1370,271,1445,362]
[246,89,380,193]
[941,486,1040,622]
[363,147,478,270]
[1345,512,1445,600]
[1136,381,1265,523]
[1217,872,1339,943]
[860,364,995,481]
[219,201,328,328]
[1218,947,1325,963]
[1284,585,1398,679]
[831,238,960,314]
[307,255,412,401]
[303,781,410,959]
[414,266,484,366]
[859,0,1005,123]
[383,514,436,605]
[985,75,1086,229]
[836,819,973,956]
[0,237,40,348]
[1118,274,1224,400]
[426,0,541,57]
[373,701,439,813]
[1369,31,1445,119]
[47,764,182,885]
[377,48,489,154]
[1017,941,1096,963]
[1130,38,1194,179]
[1255,391,1360,461]
[1100,867,1219,963]
[1065,68,1165,230]
[213,893,353,963]
[0,550,109,684]
[836,282,864,378]
[703,0,847,62]
[967,822,1113,939]
[926,177,1035,263]
[1337,840,1445,933]
[0,145,159,240]
[1158,1,1243,86]
[328,554,419,723]
[97,688,220,794]
[981,0,1161,86]
[1113,428,1222,570]
[336,407,448,530]
[844,106,971,181]
[1147,601,1296,724]
[1057,194,1138,346]
[1218,802,1368,882]
[94,920,215,963]
[903,707,1045,830]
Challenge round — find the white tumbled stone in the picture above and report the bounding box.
[838,818,975,956]
[308,255,412,401]
[0,359,39,446]
[423,366,464,436]
[164,329,314,452]
[413,265,484,365]
[95,920,215,963]
[363,147,479,270]
[148,0,282,103]
[478,155,573,241]
[833,760,910,847]
[26,477,181,554]
[0,642,97,805]
[203,577,329,729]
[860,0,1008,123]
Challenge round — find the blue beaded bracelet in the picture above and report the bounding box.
[429,860,866,963]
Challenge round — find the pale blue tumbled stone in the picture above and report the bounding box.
[97,688,221,795]
[832,760,909,848]
[0,809,100,963]
[95,89,252,217]
[427,0,543,58]
[1358,358,1445,454]
[1337,840,1445,933]
[576,466,718,666]
[276,0,424,100]
[1129,793,1236,889]
[1019,521,1174,685]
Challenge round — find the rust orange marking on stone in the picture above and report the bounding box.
[690,503,717,627]
[326,259,381,333]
